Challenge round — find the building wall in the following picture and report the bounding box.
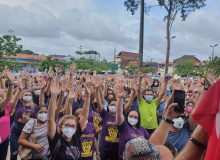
[120,52,139,67]
[158,65,174,76]
[191,57,200,63]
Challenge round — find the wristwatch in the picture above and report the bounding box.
[162,117,174,125]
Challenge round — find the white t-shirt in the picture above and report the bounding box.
[23,119,49,159]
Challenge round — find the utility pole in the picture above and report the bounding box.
[210,44,218,61]
[138,0,144,68]
[114,47,116,63]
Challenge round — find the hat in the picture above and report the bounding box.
[123,138,161,160]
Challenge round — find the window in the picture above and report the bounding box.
[128,56,130,59]
[132,57,134,60]
[136,58,138,60]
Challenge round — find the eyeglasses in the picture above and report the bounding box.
[63,123,77,129]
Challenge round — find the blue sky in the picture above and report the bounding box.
[0,0,219,63]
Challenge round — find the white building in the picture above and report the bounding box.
[158,62,174,76]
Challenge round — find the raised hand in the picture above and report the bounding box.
[18,79,24,90]
[68,88,77,100]
[148,78,153,87]
[206,69,216,87]
[131,80,138,91]
[22,69,29,80]
[85,85,91,97]
[138,68,144,78]
[93,70,97,77]
[69,64,76,75]
[85,72,91,83]
[66,81,74,91]
[39,78,45,89]
[55,65,62,76]
[51,83,61,96]
[173,78,182,90]
[6,69,15,83]
[93,76,101,88]
[117,84,126,98]
[43,69,47,77]
[164,103,183,120]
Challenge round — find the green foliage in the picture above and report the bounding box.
[0,57,23,72]
[174,59,196,76]
[204,56,220,77]
[38,56,72,74]
[143,67,156,74]
[73,58,114,74]
[20,50,35,55]
[0,30,22,57]
[120,65,138,75]
[194,62,206,77]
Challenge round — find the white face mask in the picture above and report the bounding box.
[110,87,113,90]
[14,81,17,84]
[23,96,32,102]
[109,106,116,113]
[173,117,184,129]
[186,96,189,99]
[125,85,128,87]
[128,117,138,126]
[82,91,85,97]
[64,92,67,98]
[34,90,41,96]
[37,113,47,122]
[29,84,32,87]
[154,83,158,86]
[44,82,46,85]
[63,127,76,138]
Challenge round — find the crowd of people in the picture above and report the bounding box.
[0,64,218,160]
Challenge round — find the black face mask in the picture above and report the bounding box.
[93,102,98,108]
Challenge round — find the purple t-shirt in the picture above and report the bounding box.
[88,109,103,130]
[80,122,96,160]
[99,109,119,152]
[14,99,38,126]
[118,119,149,160]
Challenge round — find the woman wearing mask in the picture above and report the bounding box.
[10,90,38,160]
[116,84,149,160]
[47,83,91,160]
[93,77,119,160]
[74,108,101,160]
[18,105,49,160]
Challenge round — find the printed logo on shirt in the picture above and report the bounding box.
[93,116,102,130]
[81,140,93,157]
[92,111,100,116]
[18,112,32,123]
[105,127,119,143]
[131,134,144,138]
[81,134,94,138]
[66,146,80,159]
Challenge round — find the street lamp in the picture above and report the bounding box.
[165,36,176,39]
[210,44,218,61]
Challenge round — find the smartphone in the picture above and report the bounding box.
[203,80,206,86]
[165,76,171,81]
[174,90,185,113]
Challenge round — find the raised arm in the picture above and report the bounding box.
[47,83,61,140]
[79,85,91,132]
[10,80,24,114]
[45,68,53,96]
[116,84,126,126]
[0,72,5,90]
[39,78,45,106]
[137,68,144,102]
[157,76,167,104]
[94,77,103,113]
[55,65,62,84]
[99,84,105,104]
[55,82,66,121]
[124,81,136,113]
[0,70,15,112]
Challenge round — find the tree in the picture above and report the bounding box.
[204,56,220,77]
[194,62,206,78]
[20,49,35,55]
[38,56,72,74]
[173,58,195,76]
[0,30,22,59]
[0,57,23,72]
[143,67,156,74]
[124,0,206,72]
[120,65,138,75]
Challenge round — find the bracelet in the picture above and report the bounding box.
[190,137,207,149]
[162,117,174,125]
[96,153,100,155]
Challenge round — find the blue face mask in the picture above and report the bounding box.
[124,102,132,108]
[145,95,153,102]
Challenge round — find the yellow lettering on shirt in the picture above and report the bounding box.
[92,111,100,116]
[105,127,119,143]
[81,134,94,138]
[81,140,93,157]
[93,116,102,130]
[106,121,116,125]
[131,134,144,138]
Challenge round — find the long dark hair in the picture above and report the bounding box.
[125,108,141,129]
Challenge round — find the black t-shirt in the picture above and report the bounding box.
[48,125,83,160]
[32,92,50,106]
